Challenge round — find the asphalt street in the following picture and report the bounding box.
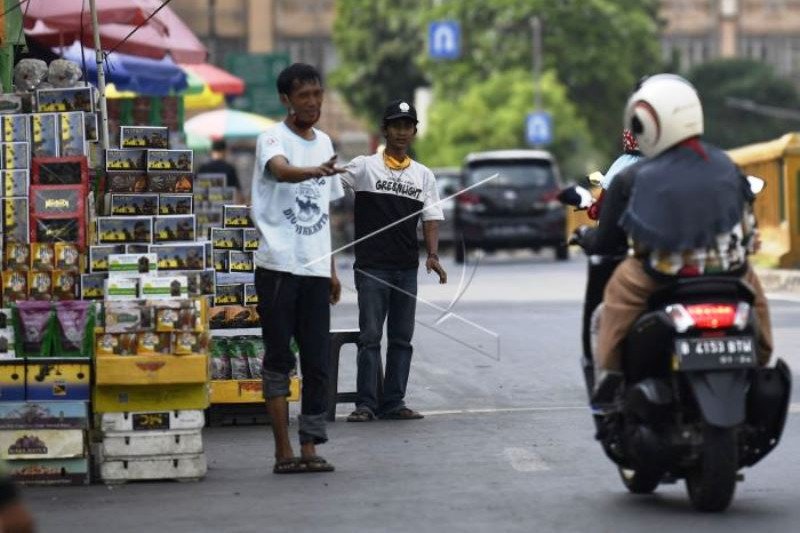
[24,252,800,533]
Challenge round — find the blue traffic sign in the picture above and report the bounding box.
[429,21,460,60]
[526,111,553,146]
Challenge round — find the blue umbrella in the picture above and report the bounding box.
[58,42,188,96]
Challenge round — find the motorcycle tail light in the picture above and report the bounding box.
[685,303,737,329]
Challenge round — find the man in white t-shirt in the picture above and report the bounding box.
[340,100,447,422]
[251,63,344,474]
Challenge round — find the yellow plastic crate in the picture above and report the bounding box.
[95,355,208,386]
[93,383,209,413]
[210,377,300,404]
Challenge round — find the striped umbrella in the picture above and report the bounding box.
[183,108,276,141]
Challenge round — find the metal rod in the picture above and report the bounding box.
[531,16,542,112]
[89,0,110,150]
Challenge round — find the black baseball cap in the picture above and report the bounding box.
[383,99,418,123]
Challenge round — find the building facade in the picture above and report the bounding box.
[661,0,800,81]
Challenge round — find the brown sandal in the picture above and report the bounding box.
[380,407,424,420]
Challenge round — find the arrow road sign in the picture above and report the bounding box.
[429,21,460,60]
[526,111,553,146]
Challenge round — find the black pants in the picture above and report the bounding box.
[256,267,331,444]
[582,259,622,363]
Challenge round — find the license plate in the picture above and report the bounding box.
[674,336,757,371]
[485,225,530,237]
[132,412,170,430]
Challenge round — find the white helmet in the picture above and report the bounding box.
[623,74,703,158]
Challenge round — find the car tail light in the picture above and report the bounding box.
[665,302,749,332]
[458,192,485,212]
[540,189,562,209]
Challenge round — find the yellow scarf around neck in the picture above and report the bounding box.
[383,152,411,170]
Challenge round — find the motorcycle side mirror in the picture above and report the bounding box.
[747,175,765,195]
[557,185,593,209]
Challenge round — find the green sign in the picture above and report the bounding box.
[225,52,291,117]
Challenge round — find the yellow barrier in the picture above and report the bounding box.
[727,133,800,268]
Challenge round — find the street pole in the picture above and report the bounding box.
[89,0,110,150]
[531,16,542,112]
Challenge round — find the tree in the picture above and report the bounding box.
[329,0,428,131]
[416,69,598,179]
[419,0,662,157]
[688,59,800,149]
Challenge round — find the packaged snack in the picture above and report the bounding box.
[153,214,195,243]
[59,111,85,157]
[31,156,87,186]
[30,243,54,271]
[96,332,138,356]
[120,126,168,149]
[79,273,106,300]
[27,271,52,300]
[229,251,253,273]
[173,332,208,355]
[109,193,158,216]
[105,172,147,193]
[1,169,28,197]
[155,305,179,332]
[136,332,171,355]
[3,271,28,304]
[228,339,251,380]
[3,197,28,243]
[2,142,29,169]
[96,216,153,244]
[146,149,192,172]
[243,228,260,251]
[54,300,91,354]
[106,149,146,171]
[214,284,244,307]
[54,243,80,271]
[243,338,264,378]
[29,113,59,158]
[1,114,29,142]
[158,194,193,215]
[104,301,151,333]
[147,173,192,193]
[35,87,93,113]
[5,243,29,271]
[52,271,78,300]
[210,337,231,380]
[211,228,242,251]
[223,205,254,228]
[244,283,258,305]
[212,250,229,273]
[16,301,52,355]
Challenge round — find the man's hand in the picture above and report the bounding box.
[330,274,341,304]
[569,225,591,247]
[317,155,345,177]
[426,254,447,284]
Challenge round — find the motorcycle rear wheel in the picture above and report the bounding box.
[686,425,738,512]
[618,466,661,494]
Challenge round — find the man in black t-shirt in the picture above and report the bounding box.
[198,139,241,200]
[340,100,447,422]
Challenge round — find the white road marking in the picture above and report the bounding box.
[503,447,551,472]
[337,403,800,420]
[419,406,586,417]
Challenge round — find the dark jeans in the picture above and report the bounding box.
[354,267,417,415]
[255,267,330,445]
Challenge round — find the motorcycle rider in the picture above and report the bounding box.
[573,131,643,381]
[580,74,774,405]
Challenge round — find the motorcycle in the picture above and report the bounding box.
[559,177,792,512]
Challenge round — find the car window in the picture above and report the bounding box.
[466,160,555,188]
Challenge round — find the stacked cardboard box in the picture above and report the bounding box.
[93,297,210,483]
[0,302,94,485]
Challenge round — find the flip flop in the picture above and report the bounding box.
[380,407,424,420]
[273,458,306,474]
[300,456,335,473]
[347,409,376,422]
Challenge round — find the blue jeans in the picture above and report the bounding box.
[355,268,418,415]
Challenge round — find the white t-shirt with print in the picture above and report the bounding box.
[250,122,344,278]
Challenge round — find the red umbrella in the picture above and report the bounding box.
[22,0,157,32]
[23,0,206,62]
